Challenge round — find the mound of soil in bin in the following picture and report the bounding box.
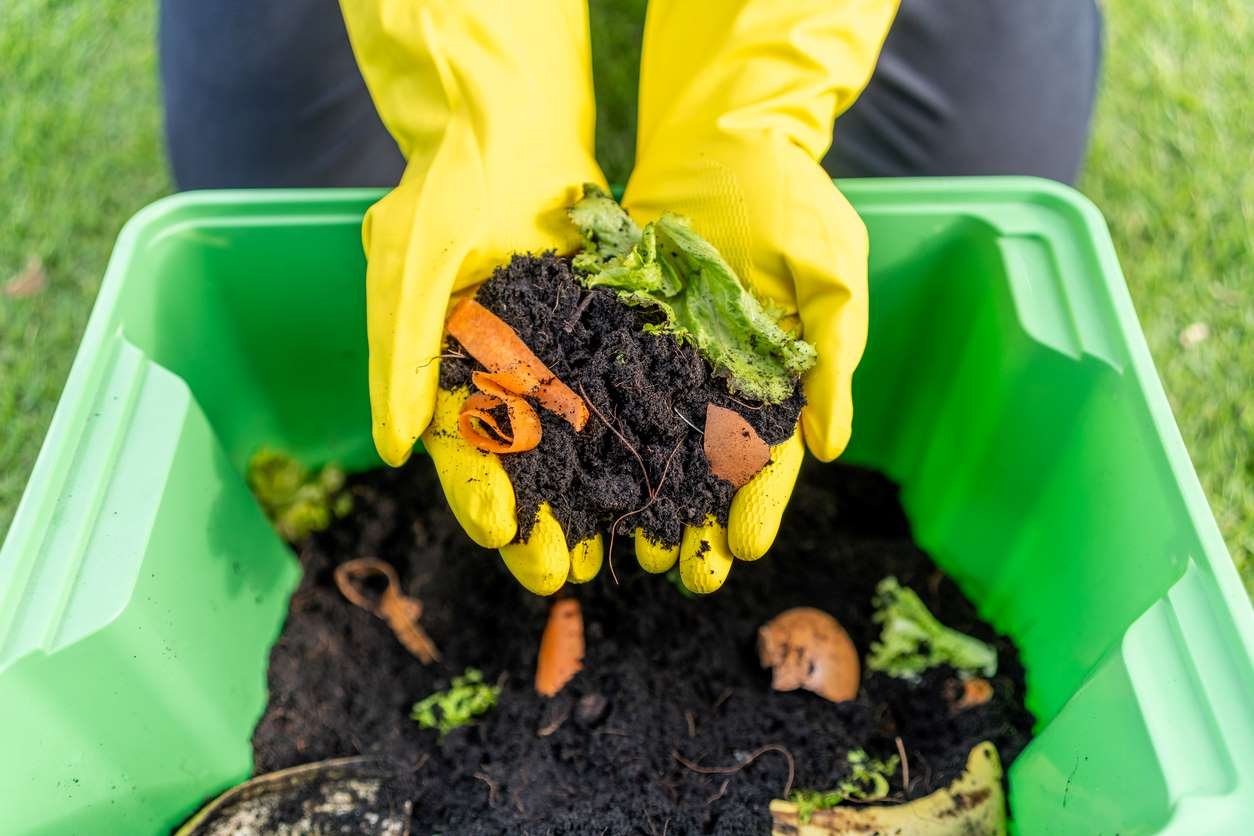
[252,460,1033,835]
[437,253,804,546]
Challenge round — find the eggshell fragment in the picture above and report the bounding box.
[703,404,771,488]
[758,607,860,703]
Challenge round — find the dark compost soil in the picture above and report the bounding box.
[436,253,804,546]
[252,460,1033,835]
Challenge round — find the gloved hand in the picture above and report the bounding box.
[622,0,899,592]
[422,386,604,594]
[340,0,608,593]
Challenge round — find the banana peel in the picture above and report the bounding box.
[769,742,1006,836]
[177,756,410,836]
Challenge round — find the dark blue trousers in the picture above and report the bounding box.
[160,0,1102,190]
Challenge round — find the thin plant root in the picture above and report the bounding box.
[707,778,731,805]
[895,735,911,798]
[605,434,686,584]
[579,382,652,496]
[474,771,501,805]
[673,743,796,797]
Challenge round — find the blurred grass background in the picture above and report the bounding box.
[1,0,1250,589]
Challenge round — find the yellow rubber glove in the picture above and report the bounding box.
[340,0,607,465]
[623,0,899,591]
[340,0,607,593]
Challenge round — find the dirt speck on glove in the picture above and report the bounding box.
[439,253,803,547]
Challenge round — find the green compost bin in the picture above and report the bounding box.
[1,180,1251,834]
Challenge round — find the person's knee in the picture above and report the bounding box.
[160,0,404,189]
[826,0,1103,185]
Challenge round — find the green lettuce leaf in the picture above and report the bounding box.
[568,183,645,272]
[569,185,815,404]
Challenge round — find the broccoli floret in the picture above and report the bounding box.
[411,669,501,737]
[247,447,352,542]
[867,577,997,680]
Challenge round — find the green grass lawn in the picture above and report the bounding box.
[2,0,1250,589]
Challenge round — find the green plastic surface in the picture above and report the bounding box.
[1,181,1250,834]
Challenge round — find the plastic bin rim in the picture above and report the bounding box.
[5,176,1250,656]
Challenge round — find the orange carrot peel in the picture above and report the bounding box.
[535,598,585,697]
[949,677,994,713]
[446,298,589,454]
[458,372,543,454]
[334,558,440,664]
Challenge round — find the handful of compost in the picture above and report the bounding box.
[430,188,814,594]
[347,0,873,601]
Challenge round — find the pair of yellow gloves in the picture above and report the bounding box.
[340,0,898,595]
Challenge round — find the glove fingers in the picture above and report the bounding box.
[422,387,518,549]
[568,533,604,584]
[635,528,680,574]
[728,429,805,561]
[679,517,734,595]
[499,503,570,596]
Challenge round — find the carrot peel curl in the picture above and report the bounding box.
[457,372,543,454]
[446,298,589,452]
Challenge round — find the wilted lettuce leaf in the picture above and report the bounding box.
[568,185,815,404]
[568,183,642,271]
